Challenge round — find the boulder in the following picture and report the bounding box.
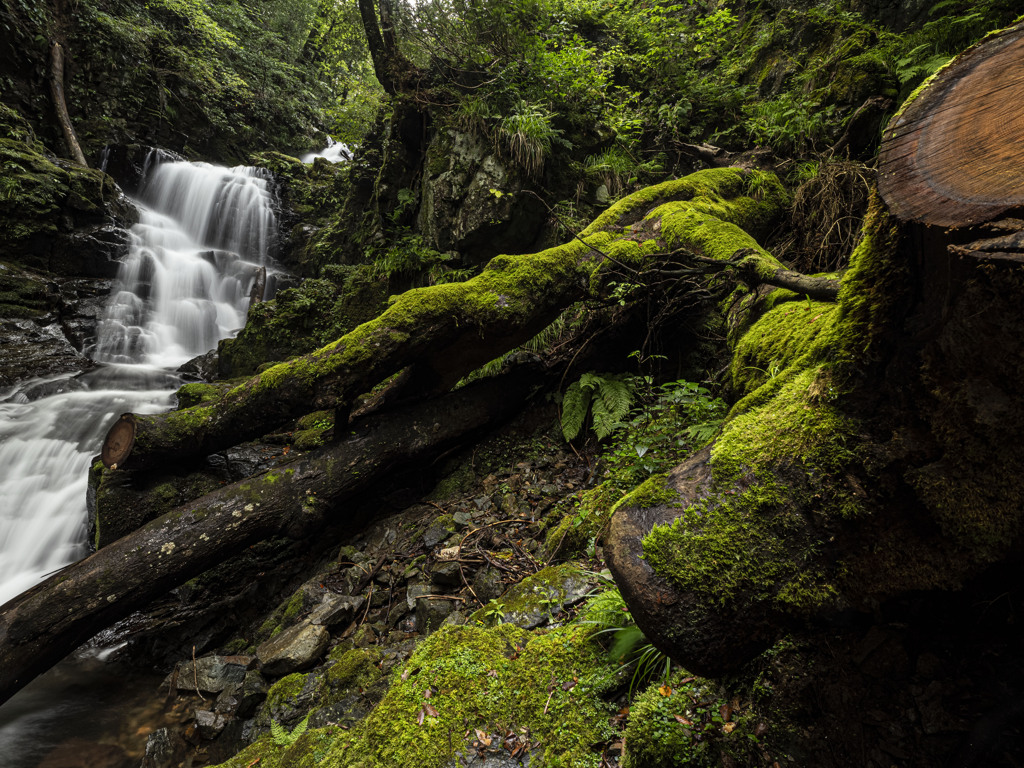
[175,654,254,694]
[418,130,544,262]
[140,728,187,768]
[309,593,365,628]
[256,621,330,676]
[193,708,229,740]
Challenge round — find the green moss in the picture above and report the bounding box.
[544,482,624,559]
[470,564,589,627]
[622,671,760,768]
[325,622,616,767]
[206,736,285,768]
[611,475,677,514]
[175,382,225,409]
[730,301,838,399]
[281,590,307,626]
[635,194,907,618]
[643,475,840,611]
[266,672,309,710]
[325,647,384,693]
[258,671,326,729]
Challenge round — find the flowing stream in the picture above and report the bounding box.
[0,157,279,765]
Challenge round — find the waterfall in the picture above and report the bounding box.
[0,158,279,607]
[95,162,278,369]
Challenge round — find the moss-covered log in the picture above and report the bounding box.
[608,23,1024,677]
[0,370,538,706]
[104,168,789,471]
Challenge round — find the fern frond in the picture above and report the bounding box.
[591,377,634,439]
[270,718,287,745]
[291,713,310,741]
[561,381,592,441]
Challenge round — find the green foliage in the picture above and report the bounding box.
[499,100,570,178]
[891,1,1015,93]
[601,379,727,489]
[585,586,671,697]
[55,0,382,159]
[371,234,469,285]
[560,372,637,442]
[744,93,838,154]
[270,713,310,747]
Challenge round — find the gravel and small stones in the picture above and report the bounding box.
[158,429,596,760]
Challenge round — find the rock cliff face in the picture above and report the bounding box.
[0,107,137,385]
[418,129,546,260]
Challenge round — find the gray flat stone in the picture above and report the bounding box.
[309,593,365,627]
[256,621,330,676]
[175,654,253,694]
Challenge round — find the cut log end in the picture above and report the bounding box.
[879,23,1024,228]
[102,414,136,469]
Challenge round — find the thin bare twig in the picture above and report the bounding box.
[192,645,205,701]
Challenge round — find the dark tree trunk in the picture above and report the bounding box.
[357,0,418,95]
[49,42,87,167]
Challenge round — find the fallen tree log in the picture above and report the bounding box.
[102,168,792,472]
[0,368,539,706]
[607,22,1024,677]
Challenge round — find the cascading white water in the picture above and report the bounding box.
[0,157,280,765]
[95,162,277,369]
[301,136,351,163]
[0,160,277,607]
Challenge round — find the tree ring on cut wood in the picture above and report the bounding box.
[102,414,136,468]
[879,23,1024,228]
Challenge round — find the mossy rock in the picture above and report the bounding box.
[325,646,384,694]
[257,671,326,729]
[0,262,56,319]
[213,621,619,768]
[218,268,387,377]
[622,671,760,768]
[0,129,135,278]
[470,564,594,629]
[544,482,624,560]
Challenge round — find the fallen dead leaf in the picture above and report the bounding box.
[723,722,736,734]
[673,714,693,726]
[475,728,493,746]
[659,685,673,696]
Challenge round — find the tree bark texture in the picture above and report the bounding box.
[0,371,538,706]
[49,42,87,167]
[103,169,788,472]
